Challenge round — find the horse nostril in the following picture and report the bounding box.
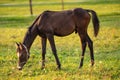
[18,67,22,70]
[18,68,22,70]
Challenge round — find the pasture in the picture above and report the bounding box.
[0,0,120,79]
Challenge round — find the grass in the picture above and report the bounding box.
[0,0,120,80]
[0,0,120,16]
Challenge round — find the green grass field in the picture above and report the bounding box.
[0,0,120,80]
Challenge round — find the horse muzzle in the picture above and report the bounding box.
[17,66,23,70]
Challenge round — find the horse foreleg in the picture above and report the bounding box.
[79,34,87,68]
[87,34,94,66]
[47,34,61,69]
[41,37,47,69]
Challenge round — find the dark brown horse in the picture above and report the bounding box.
[16,8,99,70]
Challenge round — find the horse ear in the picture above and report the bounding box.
[16,42,19,46]
[19,42,23,50]
[15,42,19,48]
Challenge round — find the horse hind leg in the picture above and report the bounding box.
[78,33,87,68]
[86,34,94,66]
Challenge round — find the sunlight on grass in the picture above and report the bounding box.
[0,0,120,80]
[0,26,120,79]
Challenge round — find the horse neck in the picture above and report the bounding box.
[22,26,38,51]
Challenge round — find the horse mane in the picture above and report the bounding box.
[23,14,41,45]
[28,14,41,33]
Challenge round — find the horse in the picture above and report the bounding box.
[16,8,99,70]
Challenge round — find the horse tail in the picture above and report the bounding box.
[86,9,100,37]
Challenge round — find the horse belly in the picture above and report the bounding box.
[54,22,75,36]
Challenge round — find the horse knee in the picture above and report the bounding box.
[81,41,86,50]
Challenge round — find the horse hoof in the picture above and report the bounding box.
[41,68,44,70]
[91,60,94,66]
[56,67,61,70]
[41,66,45,70]
[56,66,61,70]
[79,65,83,69]
[79,63,83,69]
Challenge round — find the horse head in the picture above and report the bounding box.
[16,42,30,70]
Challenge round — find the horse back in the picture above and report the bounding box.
[38,10,76,36]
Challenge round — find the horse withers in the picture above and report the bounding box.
[16,8,100,70]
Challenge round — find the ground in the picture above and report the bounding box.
[0,0,120,80]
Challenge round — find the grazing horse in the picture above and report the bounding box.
[16,8,99,70]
